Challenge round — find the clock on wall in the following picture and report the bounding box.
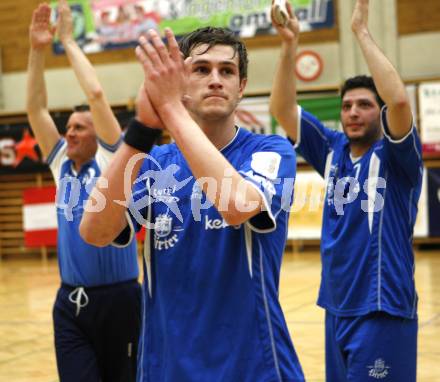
[295,50,323,82]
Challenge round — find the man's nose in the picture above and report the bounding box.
[349,105,359,117]
[208,70,223,89]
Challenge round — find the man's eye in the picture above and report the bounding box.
[195,67,208,74]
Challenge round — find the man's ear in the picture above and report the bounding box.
[238,78,247,99]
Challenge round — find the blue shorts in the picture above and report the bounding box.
[53,279,142,382]
[325,311,417,382]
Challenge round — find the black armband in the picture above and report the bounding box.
[123,118,162,153]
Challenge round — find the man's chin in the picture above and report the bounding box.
[347,134,381,146]
[345,131,366,142]
[66,149,78,161]
[347,135,364,143]
[200,106,230,120]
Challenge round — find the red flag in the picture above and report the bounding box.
[23,186,57,247]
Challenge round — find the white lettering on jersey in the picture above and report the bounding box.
[204,215,241,230]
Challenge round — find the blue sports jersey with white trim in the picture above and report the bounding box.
[130,127,304,382]
[48,138,138,287]
[295,106,423,319]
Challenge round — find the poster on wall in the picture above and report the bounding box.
[235,96,280,136]
[51,0,335,54]
[0,124,47,174]
[418,82,440,157]
[51,0,94,54]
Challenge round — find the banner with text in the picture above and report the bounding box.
[51,0,335,54]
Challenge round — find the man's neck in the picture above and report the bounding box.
[72,161,83,174]
[349,133,383,157]
[349,142,371,158]
[71,158,91,174]
[196,115,238,150]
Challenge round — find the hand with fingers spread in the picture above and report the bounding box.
[271,0,300,44]
[351,0,369,35]
[57,0,74,44]
[29,3,55,50]
[135,28,190,116]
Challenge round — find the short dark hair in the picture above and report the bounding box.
[340,75,385,108]
[73,104,90,113]
[178,27,248,80]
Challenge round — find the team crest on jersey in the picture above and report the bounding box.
[155,214,173,238]
[367,358,390,379]
[153,213,183,251]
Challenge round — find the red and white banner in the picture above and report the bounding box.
[23,187,57,247]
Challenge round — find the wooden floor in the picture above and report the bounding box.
[0,250,439,382]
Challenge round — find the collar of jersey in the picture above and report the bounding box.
[220,125,241,154]
[343,136,383,162]
[67,159,94,177]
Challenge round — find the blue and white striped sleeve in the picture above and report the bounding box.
[238,135,296,233]
[294,106,342,177]
[95,135,124,172]
[381,106,423,186]
[46,138,67,187]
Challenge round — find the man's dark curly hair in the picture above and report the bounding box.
[178,27,248,81]
[340,75,385,108]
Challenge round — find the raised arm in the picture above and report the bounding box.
[80,86,163,246]
[57,0,120,145]
[26,4,61,158]
[269,1,301,142]
[351,0,412,139]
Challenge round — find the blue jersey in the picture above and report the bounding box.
[129,127,304,382]
[48,138,138,287]
[295,106,423,319]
